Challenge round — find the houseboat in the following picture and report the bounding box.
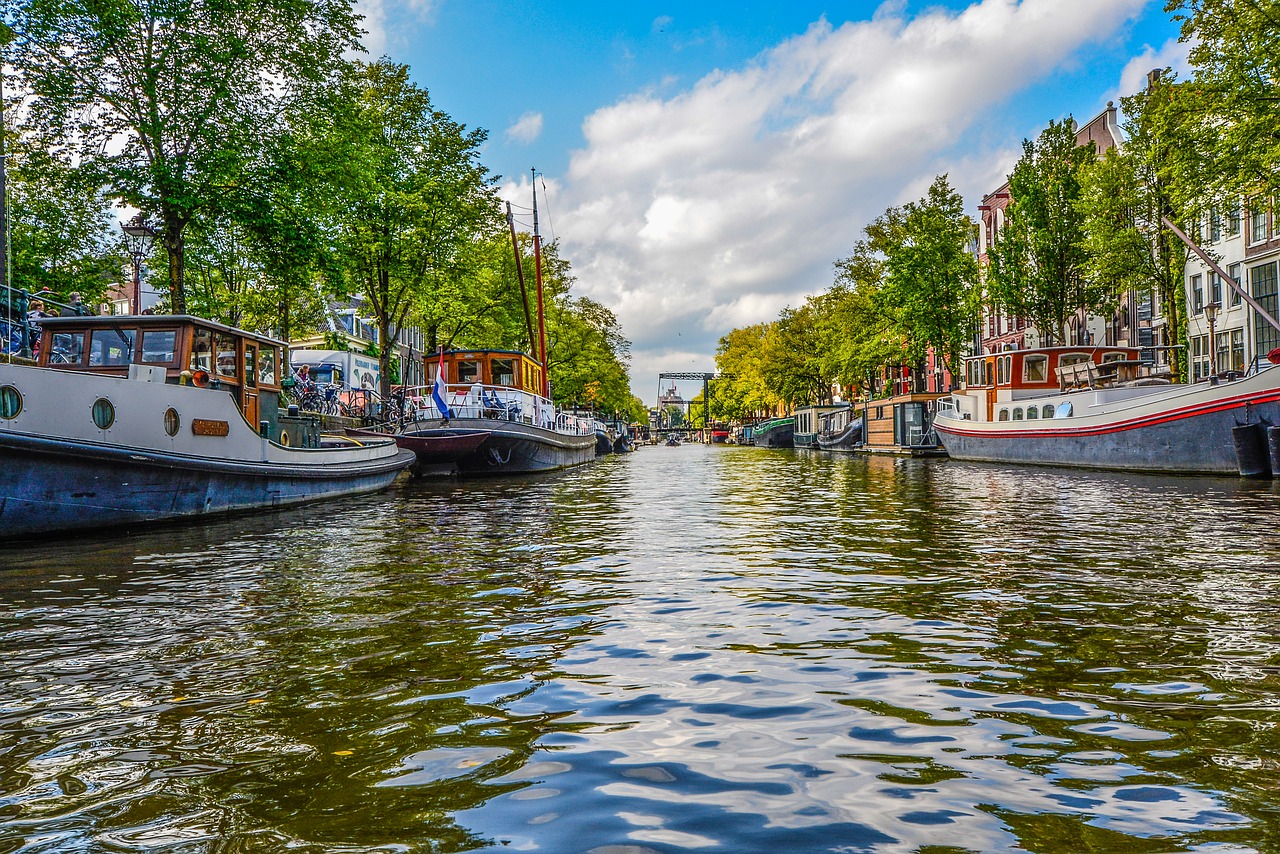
[0,313,415,540]
[752,416,795,448]
[862,391,948,456]
[933,345,1280,474]
[793,403,850,448]
[398,348,595,475]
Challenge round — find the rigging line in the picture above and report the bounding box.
[538,175,557,243]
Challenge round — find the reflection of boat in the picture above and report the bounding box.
[399,348,596,475]
[794,404,850,448]
[595,422,614,455]
[934,345,1280,474]
[0,312,416,540]
[753,417,795,448]
[816,418,864,451]
[346,426,490,476]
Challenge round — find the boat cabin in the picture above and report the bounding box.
[429,349,545,395]
[952,346,1151,423]
[862,391,948,454]
[35,314,286,432]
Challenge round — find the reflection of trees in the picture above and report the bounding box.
[0,467,628,850]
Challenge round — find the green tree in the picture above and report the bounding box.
[330,60,502,400]
[714,323,777,419]
[987,119,1100,344]
[545,294,635,416]
[8,0,362,314]
[760,302,831,407]
[7,143,121,303]
[1165,0,1280,201]
[880,174,978,379]
[826,208,910,397]
[1077,80,1193,380]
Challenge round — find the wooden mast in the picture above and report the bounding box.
[532,168,550,398]
[505,201,536,354]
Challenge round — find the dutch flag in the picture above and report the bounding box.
[431,349,452,419]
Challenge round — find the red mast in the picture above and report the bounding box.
[532,168,550,398]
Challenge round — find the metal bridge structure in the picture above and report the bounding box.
[657,372,725,430]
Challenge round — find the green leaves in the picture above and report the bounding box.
[986,120,1097,344]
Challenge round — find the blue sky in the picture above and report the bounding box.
[360,1,1187,404]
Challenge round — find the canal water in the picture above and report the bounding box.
[2,444,1279,853]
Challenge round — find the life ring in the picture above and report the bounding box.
[192,369,210,388]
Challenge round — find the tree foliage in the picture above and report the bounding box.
[7,141,121,303]
[7,0,362,314]
[879,174,978,378]
[1077,79,1193,379]
[1165,0,1280,202]
[987,120,1100,344]
[328,60,502,399]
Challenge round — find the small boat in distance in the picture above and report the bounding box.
[0,312,415,541]
[933,345,1280,474]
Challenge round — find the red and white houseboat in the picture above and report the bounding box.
[933,346,1280,475]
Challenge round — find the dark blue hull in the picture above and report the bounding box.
[0,433,414,540]
[447,420,596,475]
[936,400,1280,474]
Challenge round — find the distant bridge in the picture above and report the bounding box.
[656,372,729,427]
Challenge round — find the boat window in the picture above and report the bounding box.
[244,346,257,389]
[164,407,180,436]
[0,385,20,419]
[1042,405,1055,419]
[998,409,1009,421]
[1059,352,1091,367]
[49,332,85,366]
[92,397,115,430]
[214,332,238,379]
[492,358,516,387]
[259,346,277,385]
[191,328,213,372]
[1012,407,1024,420]
[457,360,481,384]
[996,358,1005,385]
[1102,352,1128,363]
[1023,354,1049,383]
[88,328,136,367]
[1027,406,1039,419]
[141,330,176,365]
[1054,401,1073,418]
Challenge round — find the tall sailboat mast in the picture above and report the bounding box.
[531,168,550,398]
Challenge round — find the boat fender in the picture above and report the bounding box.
[1267,426,1280,476]
[1232,423,1271,479]
[192,369,211,388]
[179,370,192,386]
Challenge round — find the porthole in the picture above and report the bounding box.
[280,430,290,447]
[0,385,21,419]
[91,397,115,430]
[164,407,180,436]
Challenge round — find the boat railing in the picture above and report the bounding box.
[399,383,595,436]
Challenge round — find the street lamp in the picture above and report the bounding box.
[1204,301,1220,379]
[121,214,158,315]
